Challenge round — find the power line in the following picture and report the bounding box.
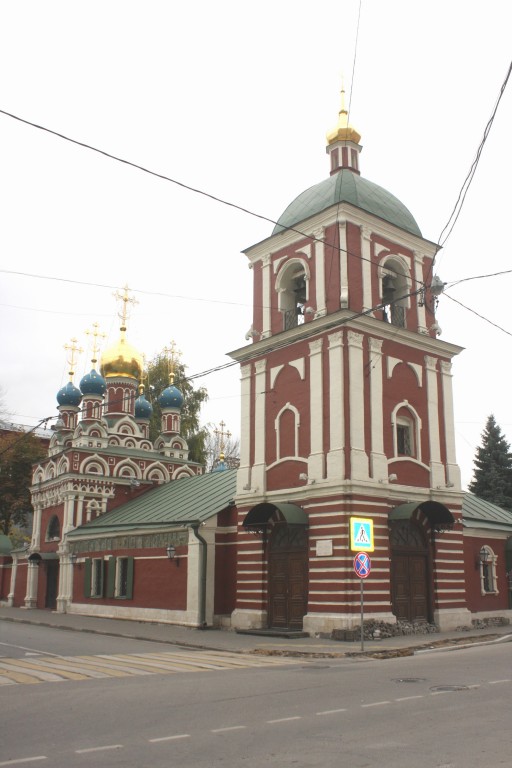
[435,60,512,254]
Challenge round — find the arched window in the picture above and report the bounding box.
[479,546,498,595]
[277,260,308,331]
[380,257,411,328]
[392,403,422,462]
[46,516,60,541]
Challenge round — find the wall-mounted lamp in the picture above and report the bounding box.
[166,544,176,561]
[70,553,77,564]
[479,546,490,565]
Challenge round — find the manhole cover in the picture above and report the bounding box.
[394,677,426,683]
[430,685,469,692]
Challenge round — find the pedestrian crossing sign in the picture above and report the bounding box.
[350,517,374,552]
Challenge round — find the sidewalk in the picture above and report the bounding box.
[0,606,510,658]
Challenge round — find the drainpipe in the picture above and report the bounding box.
[191,524,208,629]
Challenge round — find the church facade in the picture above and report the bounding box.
[1,92,511,633]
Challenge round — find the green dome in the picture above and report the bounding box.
[273,170,421,237]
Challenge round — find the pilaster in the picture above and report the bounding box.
[348,331,369,479]
[339,221,349,308]
[313,228,327,317]
[327,331,345,480]
[308,338,324,480]
[425,355,445,488]
[368,337,388,480]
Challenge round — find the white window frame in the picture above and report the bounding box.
[480,546,499,596]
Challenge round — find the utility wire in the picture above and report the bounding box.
[435,60,511,255]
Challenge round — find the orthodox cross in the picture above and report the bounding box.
[214,420,231,454]
[85,322,106,367]
[63,337,83,382]
[113,284,138,330]
[164,340,181,384]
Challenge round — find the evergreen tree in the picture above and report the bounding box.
[145,352,209,466]
[468,415,512,510]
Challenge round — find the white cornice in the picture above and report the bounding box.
[229,309,463,364]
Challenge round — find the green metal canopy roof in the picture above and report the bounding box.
[272,170,422,237]
[243,502,308,528]
[68,469,237,537]
[462,493,512,532]
[389,501,454,526]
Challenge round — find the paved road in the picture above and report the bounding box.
[1,623,510,767]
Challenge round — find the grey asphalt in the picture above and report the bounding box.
[0,605,510,658]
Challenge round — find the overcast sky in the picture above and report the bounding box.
[1,0,510,489]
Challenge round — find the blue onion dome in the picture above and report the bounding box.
[158,384,184,410]
[57,381,82,407]
[80,368,106,397]
[135,392,153,419]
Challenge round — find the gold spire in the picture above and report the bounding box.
[63,337,83,382]
[163,340,181,385]
[85,322,106,367]
[326,81,361,145]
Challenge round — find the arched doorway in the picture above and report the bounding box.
[242,502,309,631]
[268,523,308,630]
[388,501,454,624]
[390,519,430,622]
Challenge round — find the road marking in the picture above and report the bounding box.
[489,679,511,684]
[0,649,298,686]
[395,695,424,702]
[316,708,347,715]
[361,701,391,707]
[149,735,191,743]
[267,717,302,723]
[210,726,247,733]
[0,758,47,766]
[75,745,123,754]
[0,641,60,657]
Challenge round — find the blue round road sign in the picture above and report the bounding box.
[353,552,371,579]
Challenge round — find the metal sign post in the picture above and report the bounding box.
[353,552,372,652]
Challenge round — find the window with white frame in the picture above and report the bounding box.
[396,415,414,457]
[116,557,130,598]
[479,546,498,595]
[91,558,104,598]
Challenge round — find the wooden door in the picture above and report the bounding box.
[390,521,430,623]
[268,524,307,630]
[45,560,59,609]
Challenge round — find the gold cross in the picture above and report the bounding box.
[163,340,182,384]
[85,322,106,366]
[214,420,231,454]
[113,284,138,330]
[63,338,83,381]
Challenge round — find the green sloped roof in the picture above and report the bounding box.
[68,469,237,537]
[272,170,421,237]
[462,493,512,531]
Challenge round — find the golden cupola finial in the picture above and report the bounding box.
[163,340,181,385]
[63,337,83,382]
[326,80,361,146]
[100,285,143,380]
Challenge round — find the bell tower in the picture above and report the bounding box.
[231,91,469,635]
